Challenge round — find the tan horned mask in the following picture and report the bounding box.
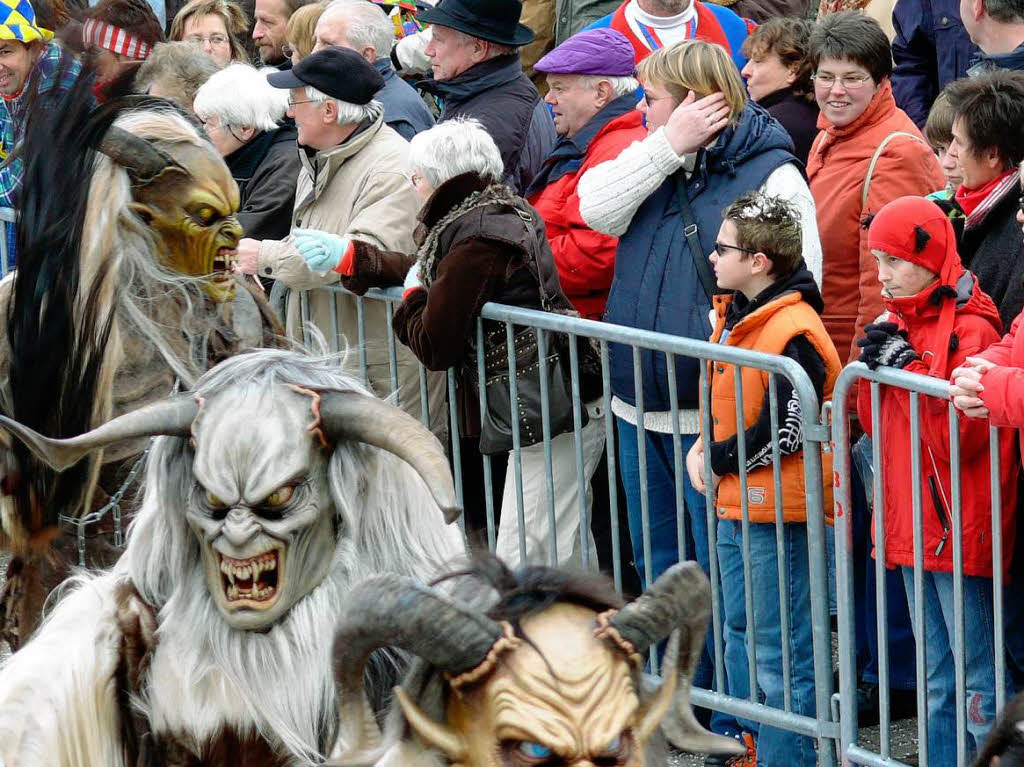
[328,561,746,766]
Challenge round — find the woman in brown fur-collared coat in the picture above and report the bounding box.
[292,117,606,572]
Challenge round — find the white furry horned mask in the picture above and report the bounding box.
[0,373,461,631]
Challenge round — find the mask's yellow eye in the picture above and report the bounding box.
[263,485,294,507]
[205,490,226,508]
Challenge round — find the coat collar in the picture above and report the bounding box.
[299,107,384,196]
[418,54,524,108]
[418,171,491,228]
[525,96,641,196]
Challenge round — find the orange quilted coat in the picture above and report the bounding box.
[708,292,842,524]
[806,81,944,364]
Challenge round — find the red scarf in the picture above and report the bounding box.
[954,169,1018,220]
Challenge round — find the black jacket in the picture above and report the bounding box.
[419,55,556,194]
[225,123,300,241]
[949,185,1024,331]
[758,86,819,166]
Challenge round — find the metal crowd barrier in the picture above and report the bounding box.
[277,282,839,766]
[0,207,15,276]
[833,363,1014,767]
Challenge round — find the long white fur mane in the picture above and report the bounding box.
[0,349,467,766]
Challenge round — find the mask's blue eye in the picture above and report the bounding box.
[517,742,553,759]
[601,735,622,753]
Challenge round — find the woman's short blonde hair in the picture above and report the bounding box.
[637,39,747,122]
[169,0,249,63]
[285,2,326,61]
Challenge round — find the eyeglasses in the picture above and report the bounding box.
[714,241,760,255]
[287,97,318,107]
[184,33,230,46]
[811,72,873,90]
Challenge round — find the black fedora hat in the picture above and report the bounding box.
[418,0,535,47]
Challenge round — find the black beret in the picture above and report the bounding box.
[267,47,385,105]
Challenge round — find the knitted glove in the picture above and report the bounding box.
[856,322,919,370]
[402,262,425,300]
[293,228,353,274]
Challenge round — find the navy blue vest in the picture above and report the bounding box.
[605,103,796,411]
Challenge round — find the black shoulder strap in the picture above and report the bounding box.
[674,173,718,303]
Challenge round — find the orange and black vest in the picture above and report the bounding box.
[707,291,842,524]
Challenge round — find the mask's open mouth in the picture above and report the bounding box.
[211,247,237,283]
[219,549,281,605]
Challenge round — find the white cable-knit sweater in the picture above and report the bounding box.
[578,127,824,433]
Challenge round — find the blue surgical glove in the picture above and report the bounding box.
[402,262,425,299]
[292,228,351,274]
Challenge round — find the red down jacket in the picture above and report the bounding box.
[858,276,1018,577]
[527,107,646,321]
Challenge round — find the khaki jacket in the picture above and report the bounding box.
[258,112,445,430]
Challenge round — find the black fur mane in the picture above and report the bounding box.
[6,67,122,535]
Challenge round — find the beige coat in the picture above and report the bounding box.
[258,111,446,431]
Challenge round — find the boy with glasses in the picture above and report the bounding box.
[686,191,841,767]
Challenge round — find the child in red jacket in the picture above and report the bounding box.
[857,196,1018,763]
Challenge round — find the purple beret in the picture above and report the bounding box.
[534,28,636,77]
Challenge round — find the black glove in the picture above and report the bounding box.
[856,322,919,370]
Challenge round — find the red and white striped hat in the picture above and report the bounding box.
[82,18,152,59]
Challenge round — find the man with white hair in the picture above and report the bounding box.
[526,28,646,322]
[416,0,556,193]
[313,0,433,140]
[234,47,445,431]
[193,62,299,240]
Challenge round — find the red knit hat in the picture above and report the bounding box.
[867,196,962,285]
[867,195,964,376]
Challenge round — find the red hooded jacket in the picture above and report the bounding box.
[527,108,646,320]
[858,273,1017,577]
[976,312,1024,432]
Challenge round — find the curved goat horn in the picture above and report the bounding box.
[97,125,188,188]
[611,561,745,756]
[0,395,199,471]
[319,392,461,523]
[332,573,505,754]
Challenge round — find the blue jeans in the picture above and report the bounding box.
[900,568,998,764]
[718,520,818,767]
[853,436,917,689]
[617,418,741,737]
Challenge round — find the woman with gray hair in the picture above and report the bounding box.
[193,63,300,240]
[292,117,605,571]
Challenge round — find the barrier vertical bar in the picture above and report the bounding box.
[356,296,368,387]
[535,327,558,565]
[666,354,688,564]
[568,334,590,570]
[476,320,497,551]
[909,390,929,767]
[601,340,622,593]
[990,424,1006,710]
[948,404,966,767]
[733,365,758,703]
[384,301,400,408]
[446,367,464,534]
[767,374,791,712]
[700,361,726,691]
[506,322,526,564]
[870,381,891,759]
[633,345,654,671]
[798,382,833,767]
[832,370,858,765]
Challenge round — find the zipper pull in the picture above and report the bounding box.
[935,528,949,557]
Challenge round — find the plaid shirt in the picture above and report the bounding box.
[0,42,82,209]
